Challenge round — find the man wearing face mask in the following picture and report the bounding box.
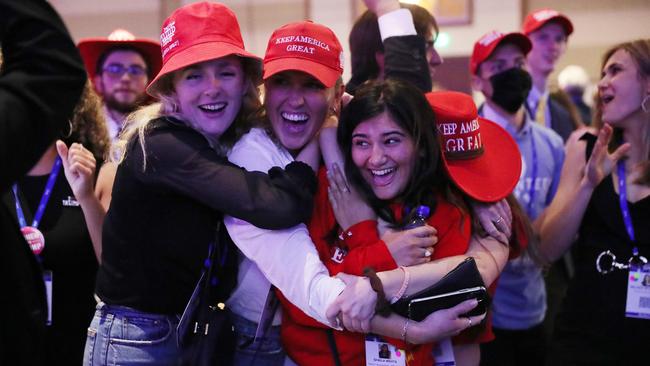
[470,30,565,366]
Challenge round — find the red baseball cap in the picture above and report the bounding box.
[263,21,344,88]
[78,29,162,81]
[470,30,532,75]
[523,8,573,36]
[426,91,521,202]
[146,1,262,96]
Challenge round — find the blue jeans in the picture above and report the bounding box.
[231,312,284,366]
[83,302,181,365]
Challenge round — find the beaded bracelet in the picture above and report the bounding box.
[363,267,392,317]
[390,266,410,304]
[402,318,410,343]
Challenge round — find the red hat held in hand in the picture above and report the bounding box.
[426,91,521,202]
[263,20,344,88]
[523,8,574,36]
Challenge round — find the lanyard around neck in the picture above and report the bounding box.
[617,160,636,243]
[12,157,62,229]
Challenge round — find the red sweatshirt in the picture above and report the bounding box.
[278,168,488,366]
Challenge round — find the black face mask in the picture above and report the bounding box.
[489,68,532,114]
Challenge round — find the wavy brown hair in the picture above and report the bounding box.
[63,80,110,163]
[594,39,650,185]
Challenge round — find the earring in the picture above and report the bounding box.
[172,103,179,113]
[642,95,650,113]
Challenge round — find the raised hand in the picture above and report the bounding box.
[583,124,630,189]
[363,0,400,17]
[382,225,437,267]
[327,163,376,229]
[471,198,512,244]
[408,299,485,344]
[56,140,96,203]
[326,272,377,333]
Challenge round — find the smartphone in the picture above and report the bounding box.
[407,286,488,321]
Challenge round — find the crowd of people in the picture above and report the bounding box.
[1,0,648,365]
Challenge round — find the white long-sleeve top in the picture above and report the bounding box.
[224,128,345,326]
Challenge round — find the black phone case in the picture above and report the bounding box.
[391,257,490,321]
[408,287,488,321]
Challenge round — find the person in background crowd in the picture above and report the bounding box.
[346,1,442,94]
[0,0,86,364]
[542,39,650,365]
[558,64,593,124]
[2,82,109,364]
[78,29,161,141]
[523,8,579,141]
[83,3,319,364]
[522,8,581,347]
[470,30,565,366]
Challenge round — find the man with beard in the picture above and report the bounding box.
[470,30,564,366]
[78,29,161,141]
[523,8,577,141]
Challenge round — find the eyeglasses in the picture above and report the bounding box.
[102,64,148,79]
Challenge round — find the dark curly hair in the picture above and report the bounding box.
[63,80,110,163]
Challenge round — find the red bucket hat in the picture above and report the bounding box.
[523,8,574,36]
[263,20,344,88]
[426,91,521,202]
[78,29,162,81]
[146,1,262,96]
[470,30,532,75]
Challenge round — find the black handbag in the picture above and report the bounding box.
[390,257,490,322]
[177,223,237,366]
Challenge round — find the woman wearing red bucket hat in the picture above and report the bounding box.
[82,3,321,365]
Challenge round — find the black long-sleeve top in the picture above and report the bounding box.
[346,35,431,95]
[97,117,317,314]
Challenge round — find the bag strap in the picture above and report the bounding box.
[326,329,342,366]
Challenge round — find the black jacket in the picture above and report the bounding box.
[0,0,86,364]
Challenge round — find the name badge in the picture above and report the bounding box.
[432,338,456,366]
[626,263,650,320]
[364,334,406,366]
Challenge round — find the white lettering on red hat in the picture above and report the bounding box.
[478,31,503,47]
[533,9,560,22]
[286,44,315,54]
[275,35,331,51]
[438,119,483,155]
[339,51,345,69]
[161,21,176,47]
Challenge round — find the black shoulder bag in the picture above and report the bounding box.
[177,222,238,365]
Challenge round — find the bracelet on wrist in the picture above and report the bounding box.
[402,317,410,344]
[390,266,410,304]
[363,267,391,317]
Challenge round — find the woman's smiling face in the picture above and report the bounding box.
[172,56,247,139]
[350,111,416,201]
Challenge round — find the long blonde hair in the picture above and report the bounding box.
[110,58,262,169]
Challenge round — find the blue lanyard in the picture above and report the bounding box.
[617,160,636,243]
[12,157,62,229]
[526,130,538,217]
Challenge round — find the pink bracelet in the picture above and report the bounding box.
[390,266,410,304]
